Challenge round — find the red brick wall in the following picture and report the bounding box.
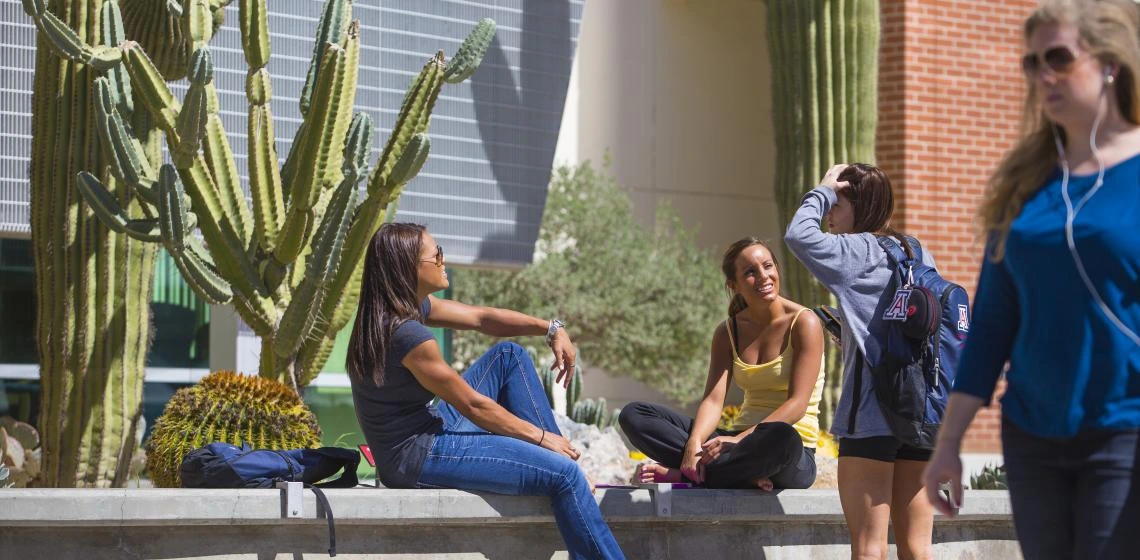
[876,0,1037,453]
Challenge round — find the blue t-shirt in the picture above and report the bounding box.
[954,154,1140,438]
[350,298,444,487]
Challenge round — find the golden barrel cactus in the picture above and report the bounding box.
[144,371,321,488]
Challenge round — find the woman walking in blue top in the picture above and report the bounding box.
[347,223,625,560]
[923,1,1140,559]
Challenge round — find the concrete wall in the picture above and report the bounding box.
[568,0,779,250]
[0,488,1021,559]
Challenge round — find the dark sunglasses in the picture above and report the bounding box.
[420,244,444,266]
[1021,46,1084,77]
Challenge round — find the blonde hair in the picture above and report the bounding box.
[980,0,1140,261]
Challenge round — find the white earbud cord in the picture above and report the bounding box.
[1051,88,1140,347]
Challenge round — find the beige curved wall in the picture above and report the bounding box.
[557,0,776,410]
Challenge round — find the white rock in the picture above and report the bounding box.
[554,413,635,486]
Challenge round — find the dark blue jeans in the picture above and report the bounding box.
[417,342,625,560]
[1003,418,1140,560]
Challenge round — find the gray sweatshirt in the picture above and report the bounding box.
[784,187,937,439]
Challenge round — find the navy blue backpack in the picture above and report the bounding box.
[180,442,361,556]
[848,236,971,449]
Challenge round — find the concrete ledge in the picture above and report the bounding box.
[0,488,1020,559]
[0,487,1014,525]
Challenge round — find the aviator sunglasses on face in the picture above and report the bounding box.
[1021,45,1087,77]
[420,244,444,266]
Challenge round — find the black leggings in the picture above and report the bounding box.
[618,401,817,489]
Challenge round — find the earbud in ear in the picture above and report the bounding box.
[1105,66,1116,84]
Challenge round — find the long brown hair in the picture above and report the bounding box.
[347,223,428,386]
[981,0,1140,261]
[836,163,913,257]
[722,237,780,317]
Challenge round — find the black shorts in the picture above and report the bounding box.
[838,436,932,462]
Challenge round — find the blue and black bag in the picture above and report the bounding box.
[180,442,361,556]
[848,236,971,449]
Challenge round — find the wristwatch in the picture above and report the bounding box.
[546,318,565,346]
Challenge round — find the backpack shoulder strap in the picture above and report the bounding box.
[877,234,924,263]
[876,235,907,267]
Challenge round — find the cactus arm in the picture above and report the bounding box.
[381,132,430,217]
[172,49,211,168]
[296,334,337,386]
[247,88,283,253]
[299,0,350,116]
[177,238,234,305]
[274,23,359,266]
[238,0,269,68]
[19,0,44,18]
[93,78,155,192]
[442,18,495,84]
[366,56,444,198]
[240,0,283,254]
[28,5,123,71]
[274,43,344,265]
[342,112,374,186]
[184,0,214,49]
[121,44,181,136]
[156,165,190,253]
[174,47,252,245]
[122,43,267,304]
[76,172,160,242]
[272,176,357,361]
[100,0,133,115]
[201,91,253,245]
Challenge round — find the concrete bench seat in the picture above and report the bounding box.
[0,487,1020,559]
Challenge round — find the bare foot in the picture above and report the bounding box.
[752,477,774,492]
[632,462,683,484]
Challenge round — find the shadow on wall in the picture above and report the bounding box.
[472,0,575,265]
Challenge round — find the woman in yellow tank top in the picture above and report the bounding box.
[619,238,827,489]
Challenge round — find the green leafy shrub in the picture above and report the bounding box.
[453,162,724,405]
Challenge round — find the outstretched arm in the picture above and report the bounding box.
[424,295,575,385]
[402,339,579,459]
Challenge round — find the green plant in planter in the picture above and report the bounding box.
[969,463,1007,490]
[145,371,322,488]
[570,397,618,429]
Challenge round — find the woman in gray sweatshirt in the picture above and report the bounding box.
[784,163,937,560]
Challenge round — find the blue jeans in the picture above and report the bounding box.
[1003,418,1140,560]
[417,342,625,560]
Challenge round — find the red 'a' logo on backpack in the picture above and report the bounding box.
[883,289,912,321]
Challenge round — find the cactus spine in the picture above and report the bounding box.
[69,0,495,389]
[765,0,879,431]
[24,0,217,487]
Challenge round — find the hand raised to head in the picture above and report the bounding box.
[819,164,851,192]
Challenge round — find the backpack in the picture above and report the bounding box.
[847,236,971,449]
[180,442,361,556]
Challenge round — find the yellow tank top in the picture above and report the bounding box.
[725,308,826,448]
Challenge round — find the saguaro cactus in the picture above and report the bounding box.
[23,0,226,487]
[765,0,880,430]
[70,0,494,390]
